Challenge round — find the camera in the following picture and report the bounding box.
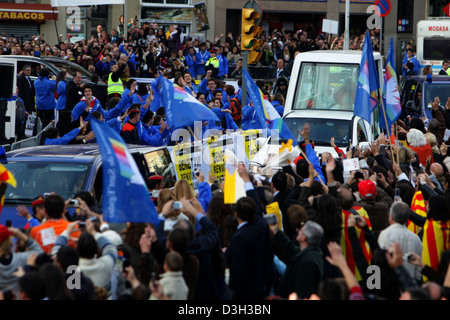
[403,253,413,262]
[78,221,86,231]
[151,190,160,198]
[194,168,200,177]
[43,192,52,198]
[173,201,183,210]
[122,259,131,273]
[394,188,401,200]
[69,199,79,206]
[264,214,277,225]
[354,215,361,223]
[5,220,11,227]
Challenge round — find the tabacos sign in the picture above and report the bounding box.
[0,4,58,21]
[0,11,45,20]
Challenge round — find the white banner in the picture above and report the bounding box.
[51,0,124,6]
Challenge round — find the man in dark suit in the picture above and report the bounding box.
[17,65,35,113]
[439,60,449,75]
[225,165,275,300]
[273,59,289,79]
[65,71,85,110]
[271,170,299,240]
[270,220,324,299]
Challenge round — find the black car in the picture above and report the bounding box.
[399,74,450,121]
[0,144,176,228]
[1,55,107,106]
[0,55,93,81]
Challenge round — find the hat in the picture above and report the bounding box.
[358,180,377,200]
[32,196,44,207]
[209,49,216,54]
[0,224,13,242]
[147,172,163,181]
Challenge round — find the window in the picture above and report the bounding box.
[4,162,90,201]
[292,62,359,111]
[429,0,448,17]
[423,38,450,60]
[357,119,368,143]
[283,117,351,147]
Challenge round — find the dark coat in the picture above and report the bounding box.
[356,187,393,238]
[188,215,227,300]
[226,215,274,300]
[65,80,84,110]
[272,230,324,299]
[274,188,298,239]
[17,73,35,113]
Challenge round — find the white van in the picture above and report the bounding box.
[251,50,384,169]
[416,19,450,75]
[0,58,17,143]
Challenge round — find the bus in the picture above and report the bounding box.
[416,19,450,75]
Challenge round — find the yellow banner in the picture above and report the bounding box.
[173,143,193,186]
[207,137,225,179]
[242,129,262,161]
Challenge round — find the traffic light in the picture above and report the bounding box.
[241,8,263,51]
[247,51,262,65]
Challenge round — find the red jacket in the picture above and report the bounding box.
[410,143,434,167]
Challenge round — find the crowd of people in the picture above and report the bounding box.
[1,109,450,301]
[2,21,449,302]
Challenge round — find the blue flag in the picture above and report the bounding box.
[243,69,297,142]
[380,38,402,131]
[354,30,380,124]
[90,118,159,225]
[156,75,220,130]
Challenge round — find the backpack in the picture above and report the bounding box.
[229,97,242,122]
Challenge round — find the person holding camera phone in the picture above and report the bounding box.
[30,194,81,254]
[51,219,118,299]
[377,201,424,282]
[0,223,44,297]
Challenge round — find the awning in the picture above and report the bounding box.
[0,3,58,21]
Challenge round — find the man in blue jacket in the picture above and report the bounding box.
[34,68,56,128]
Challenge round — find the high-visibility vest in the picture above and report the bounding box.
[206,57,219,69]
[107,72,124,95]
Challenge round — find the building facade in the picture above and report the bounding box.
[0,0,445,66]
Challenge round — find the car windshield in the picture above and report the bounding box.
[4,161,90,202]
[47,60,92,79]
[293,62,359,111]
[424,83,450,112]
[283,117,352,147]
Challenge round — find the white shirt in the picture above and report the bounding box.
[378,223,423,281]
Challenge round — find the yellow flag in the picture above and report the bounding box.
[223,149,246,204]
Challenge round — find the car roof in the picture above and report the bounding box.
[403,75,450,82]
[6,144,167,163]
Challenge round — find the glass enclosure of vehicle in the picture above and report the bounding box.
[4,161,90,202]
[424,82,450,118]
[47,59,93,79]
[283,118,353,147]
[292,62,360,111]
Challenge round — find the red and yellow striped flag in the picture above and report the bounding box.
[422,219,450,273]
[340,206,373,281]
[408,191,427,234]
[0,164,16,213]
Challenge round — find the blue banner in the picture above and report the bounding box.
[90,118,159,224]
